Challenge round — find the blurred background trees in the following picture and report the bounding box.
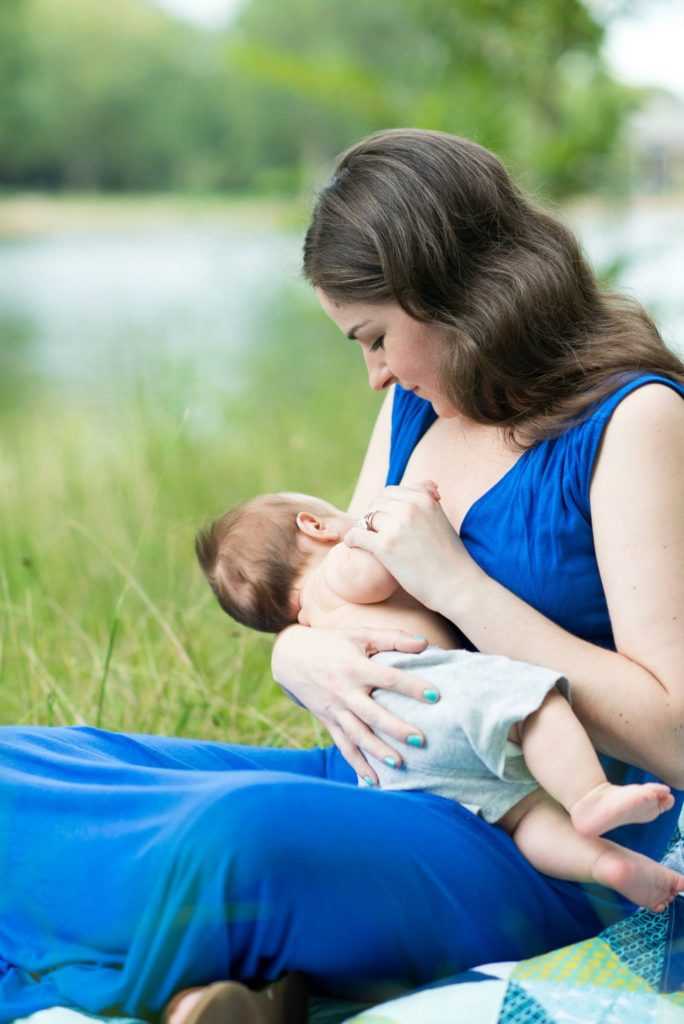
[0,0,638,198]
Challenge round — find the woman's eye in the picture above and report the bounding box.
[370,335,385,352]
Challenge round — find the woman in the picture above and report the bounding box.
[2,129,683,1024]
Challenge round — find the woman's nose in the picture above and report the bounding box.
[365,354,393,391]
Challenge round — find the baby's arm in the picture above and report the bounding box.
[323,542,399,604]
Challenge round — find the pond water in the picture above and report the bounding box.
[0,223,303,403]
[0,197,682,414]
[565,198,684,353]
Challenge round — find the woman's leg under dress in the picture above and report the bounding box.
[0,725,630,1022]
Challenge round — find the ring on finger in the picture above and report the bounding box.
[363,510,379,532]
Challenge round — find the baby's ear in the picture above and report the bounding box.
[295,511,337,540]
[295,511,317,537]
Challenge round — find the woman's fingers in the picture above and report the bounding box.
[355,483,439,537]
[352,631,441,705]
[336,708,406,769]
[347,686,427,750]
[346,490,436,547]
[423,480,441,502]
[356,628,429,657]
[273,626,442,783]
[327,722,379,786]
[379,481,440,500]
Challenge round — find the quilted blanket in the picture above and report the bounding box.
[348,827,684,1023]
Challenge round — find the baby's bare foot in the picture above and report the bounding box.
[571,781,674,838]
[592,845,684,912]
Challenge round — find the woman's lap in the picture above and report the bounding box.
[0,725,615,1020]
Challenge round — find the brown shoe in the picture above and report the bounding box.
[164,972,308,1024]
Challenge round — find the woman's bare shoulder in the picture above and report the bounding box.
[590,381,684,488]
[603,380,684,433]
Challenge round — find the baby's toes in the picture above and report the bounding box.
[664,875,684,908]
[645,783,673,812]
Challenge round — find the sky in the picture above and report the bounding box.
[154,0,684,101]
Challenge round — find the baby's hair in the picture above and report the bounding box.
[195,494,318,634]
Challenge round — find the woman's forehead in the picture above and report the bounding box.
[315,288,398,328]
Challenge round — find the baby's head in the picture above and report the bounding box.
[195,492,351,633]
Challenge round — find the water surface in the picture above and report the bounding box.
[1,197,682,418]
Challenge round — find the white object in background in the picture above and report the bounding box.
[16,1010,142,1024]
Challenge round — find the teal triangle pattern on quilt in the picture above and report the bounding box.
[602,906,669,988]
[494,892,684,1023]
[498,979,554,1023]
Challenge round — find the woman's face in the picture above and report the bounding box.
[316,290,459,417]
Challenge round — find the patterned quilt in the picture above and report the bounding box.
[348,827,684,1023]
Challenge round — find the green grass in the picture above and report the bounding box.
[0,289,381,745]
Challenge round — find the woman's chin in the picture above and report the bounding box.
[411,384,459,418]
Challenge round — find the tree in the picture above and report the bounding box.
[228,0,636,197]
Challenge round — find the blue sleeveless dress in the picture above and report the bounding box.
[1,373,682,1021]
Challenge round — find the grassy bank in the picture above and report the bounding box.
[0,191,309,238]
[0,286,381,743]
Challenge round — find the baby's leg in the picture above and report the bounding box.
[517,689,674,836]
[499,792,684,913]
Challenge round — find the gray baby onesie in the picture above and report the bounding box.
[366,647,570,823]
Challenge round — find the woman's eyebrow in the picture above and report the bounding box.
[346,320,371,340]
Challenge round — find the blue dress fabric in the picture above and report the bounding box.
[2,373,683,1022]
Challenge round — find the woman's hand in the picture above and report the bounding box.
[271,625,441,784]
[345,481,473,612]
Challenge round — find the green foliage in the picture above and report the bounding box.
[0,0,245,190]
[0,0,636,198]
[229,0,635,197]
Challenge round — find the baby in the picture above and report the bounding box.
[196,489,684,913]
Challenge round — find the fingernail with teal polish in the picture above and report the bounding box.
[414,635,427,643]
[423,689,440,703]
[383,755,399,769]
[406,734,424,748]
[361,776,376,787]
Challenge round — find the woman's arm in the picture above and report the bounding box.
[271,386,438,783]
[346,385,684,788]
[461,389,684,785]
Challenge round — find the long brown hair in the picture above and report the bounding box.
[303,128,684,447]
